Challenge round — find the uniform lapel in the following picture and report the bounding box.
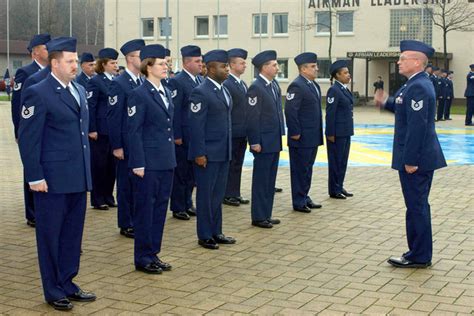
[49,76,79,114]
[147,81,171,117]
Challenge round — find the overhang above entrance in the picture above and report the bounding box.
[346,51,452,60]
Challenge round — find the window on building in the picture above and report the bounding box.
[213,15,228,37]
[196,16,209,37]
[273,13,288,35]
[158,18,172,38]
[315,12,330,34]
[337,12,353,34]
[389,9,432,47]
[276,59,288,79]
[317,58,331,79]
[253,14,268,36]
[141,18,154,38]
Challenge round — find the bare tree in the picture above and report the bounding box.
[423,0,474,69]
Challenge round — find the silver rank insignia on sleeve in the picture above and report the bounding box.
[327,97,334,104]
[21,105,35,119]
[171,90,177,98]
[248,96,257,106]
[190,102,201,113]
[411,100,423,111]
[86,91,93,99]
[14,82,22,91]
[286,93,295,101]
[128,106,136,117]
[109,95,118,105]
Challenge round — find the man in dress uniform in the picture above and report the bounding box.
[444,71,454,120]
[76,52,95,88]
[222,48,250,207]
[11,33,50,228]
[436,70,449,121]
[284,52,323,213]
[464,64,474,126]
[161,48,172,89]
[188,49,236,249]
[246,50,285,229]
[107,39,145,238]
[377,40,447,268]
[167,45,203,220]
[18,37,96,310]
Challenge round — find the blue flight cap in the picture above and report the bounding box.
[227,48,248,60]
[425,64,433,69]
[120,39,145,56]
[98,48,119,60]
[432,66,439,71]
[294,52,318,65]
[27,33,51,52]
[140,44,166,61]
[470,64,474,69]
[46,37,77,53]
[252,50,277,68]
[400,40,435,58]
[165,48,171,57]
[329,60,348,76]
[80,52,95,63]
[180,45,201,57]
[203,49,228,64]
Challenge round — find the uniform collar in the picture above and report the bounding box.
[146,79,165,95]
[51,72,75,91]
[335,80,347,89]
[183,68,198,82]
[207,77,223,90]
[34,59,46,69]
[408,71,424,81]
[229,72,241,84]
[125,68,140,82]
[104,72,114,80]
[259,73,272,85]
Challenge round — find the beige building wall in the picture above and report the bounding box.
[104,0,474,99]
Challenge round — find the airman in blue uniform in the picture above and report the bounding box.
[222,48,250,207]
[18,37,96,311]
[382,40,447,268]
[127,44,175,274]
[11,33,50,227]
[76,52,95,88]
[325,60,354,199]
[86,48,119,210]
[436,69,449,121]
[246,50,285,229]
[464,64,474,126]
[107,39,145,239]
[285,52,323,213]
[444,70,454,120]
[22,65,51,95]
[188,50,236,249]
[167,45,203,220]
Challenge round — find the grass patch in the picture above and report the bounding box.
[0,96,11,102]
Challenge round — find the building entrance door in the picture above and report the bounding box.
[389,61,407,95]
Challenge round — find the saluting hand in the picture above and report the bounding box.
[405,165,418,174]
[250,144,262,153]
[113,148,124,160]
[88,132,98,140]
[195,156,207,168]
[30,180,48,192]
[326,136,335,143]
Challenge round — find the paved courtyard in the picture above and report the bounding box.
[0,103,473,315]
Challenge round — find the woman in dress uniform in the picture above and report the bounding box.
[127,44,176,274]
[325,60,354,199]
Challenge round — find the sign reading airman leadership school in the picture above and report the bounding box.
[308,0,452,9]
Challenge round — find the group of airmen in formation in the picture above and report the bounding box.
[11,32,470,311]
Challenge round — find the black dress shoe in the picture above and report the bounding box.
[153,257,172,271]
[306,201,322,209]
[237,196,250,204]
[293,205,311,213]
[252,220,273,228]
[446,118,452,120]
[198,239,219,249]
[26,219,36,227]
[173,211,190,220]
[93,205,109,210]
[120,228,135,238]
[466,123,474,126]
[186,207,197,216]
[67,289,96,302]
[136,263,163,274]
[341,189,353,197]
[106,202,118,208]
[387,256,431,268]
[268,218,281,224]
[330,193,346,199]
[48,298,73,311]
[213,234,236,244]
[223,197,240,206]
[274,187,283,193]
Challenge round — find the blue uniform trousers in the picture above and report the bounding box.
[194,161,229,240]
[251,152,280,222]
[399,170,434,263]
[90,135,116,206]
[131,169,173,267]
[444,99,452,119]
[327,136,350,195]
[170,144,194,212]
[23,171,35,221]
[289,147,317,208]
[466,97,474,125]
[436,99,446,120]
[225,137,247,198]
[116,157,133,229]
[34,191,86,302]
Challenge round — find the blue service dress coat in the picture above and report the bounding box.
[21,66,51,99]
[127,80,176,267]
[464,71,474,125]
[75,72,91,89]
[188,78,232,240]
[18,74,92,302]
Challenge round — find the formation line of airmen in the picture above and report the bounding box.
[12,33,448,310]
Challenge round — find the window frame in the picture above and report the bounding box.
[337,11,354,36]
[141,17,155,39]
[158,17,172,39]
[213,15,228,38]
[273,13,289,37]
[315,11,331,36]
[252,13,269,37]
[195,16,210,38]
